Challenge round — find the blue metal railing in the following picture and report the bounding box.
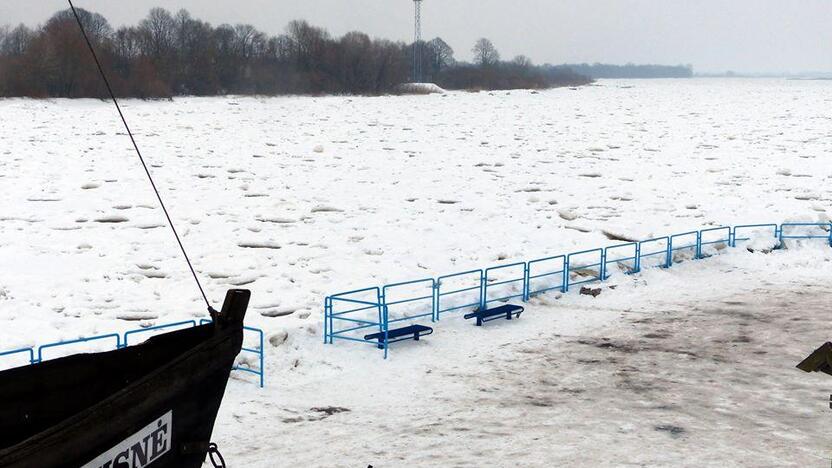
[483,262,527,308]
[325,287,383,346]
[699,227,731,257]
[780,223,832,245]
[37,333,122,363]
[377,279,437,358]
[732,224,779,247]
[0,347,36,371]
[603,243,639,278]
[436,269,483,318]
[565,249,604,292]
[526,255,566,299]
[201,319,265,388]
[382,278,436,325]
[669,231,700,264]
[639,236,670,269]
[324,221,832,356]
[1,321,265,388]
[123,320,197,346]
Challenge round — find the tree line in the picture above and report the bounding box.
[0,7,592,98]
[564,63,693,79]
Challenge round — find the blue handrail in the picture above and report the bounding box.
[1,320,266,388]
[639,236,670,269]
[483,262,527,308]
[37,333,122,363]
[669,231,700,264]
[565,249,604,292]
[527,255,566,298]
[200,319,265,388]
[603,243,639,278]
[0,347,36,370]
[732,224,779,247]
[123,320,197,346]
[324,220,832,357]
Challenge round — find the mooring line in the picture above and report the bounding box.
[68,0,214,313]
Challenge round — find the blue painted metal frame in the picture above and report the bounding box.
[378,278,437,358]
[669,231,700,264]
[123,320,197,346]
[603,243,639,278]
[0,347,36,370]
[526,255,566,299]
[37,333,122,363]
[436,269,484,318]
[732,224,779,247]
[779,223,832,246]
[1,321,266,388]
[324,287,383,346]
[638,236,670,269]
[699,226,731,257]
[382,278,436,325]
[200,319,265,388]
[565,249,604,292]
[323,220,832,358]
[482,262,528,308]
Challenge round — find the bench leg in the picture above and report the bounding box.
[376,339,384,350]
[476,317,483,326]
[506,311,512,320]
[414,333,420,341]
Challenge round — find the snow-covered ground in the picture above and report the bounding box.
[1,79,831,465]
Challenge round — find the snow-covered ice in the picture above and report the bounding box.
[1,78,831,466]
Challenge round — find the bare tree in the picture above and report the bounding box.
[1,24,34,56]
[286,20,330,71]
[428,37,454,72]
[46,8,112,42]
[139,8,175,60]
[472,38,499,66]
[512,55,532,68]
[0,26,8,49]
[233,24,266,60]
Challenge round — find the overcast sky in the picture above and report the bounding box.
[1,0,829,74]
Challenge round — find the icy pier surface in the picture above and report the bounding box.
[216,247,832,466]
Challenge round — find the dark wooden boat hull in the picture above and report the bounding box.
[0,289,250,468]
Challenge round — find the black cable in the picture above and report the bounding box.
[68,0,214,313]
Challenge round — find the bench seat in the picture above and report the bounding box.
[364,324,433,348]
[464,304,524,326]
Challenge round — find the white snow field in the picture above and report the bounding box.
[1,79,831,466]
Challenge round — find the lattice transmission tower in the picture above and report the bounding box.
[412,0,423,82]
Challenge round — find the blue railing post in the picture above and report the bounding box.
[433,282,439,321]
[600,250,607,281]
[258,329,265,388]
[828,223,832,247]
[479,272,486,310]
[0,348,35,370]
[635,243,641,273]
[695,231,702,259]
[323,297,330,344]
[377,290,386,335]
[562,256,570,293]
[382,305,389,359]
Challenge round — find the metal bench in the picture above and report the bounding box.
[364,324,433,349]
[464,304,524,326]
